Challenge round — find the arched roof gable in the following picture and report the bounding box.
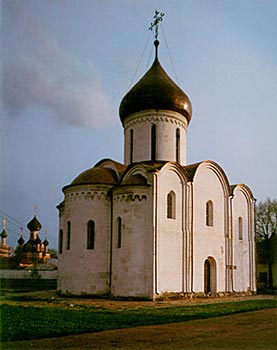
[230,184,256,204]
[191,160,230,197]
[120,163,151,186]
[157,161,189,185]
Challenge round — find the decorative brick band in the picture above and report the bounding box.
[65,190,109,201]
[113,194,147,203]
[125,113,187,130]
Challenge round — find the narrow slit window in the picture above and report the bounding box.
[87,220,95,249]
[167,191,176,219]
[206,201,213,227]
[59,229,63,254]
[117,217,122,248]
[151,124,156,161]
[176,128,180,163]
[130,129,134,164]
[238,217,243,240]
[66,221,71,250]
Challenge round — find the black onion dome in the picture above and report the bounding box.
[18,236,25,245]
[27,216,42,231]
[1,229,8,238]
[43,239,49,246]
[119,56,192,123]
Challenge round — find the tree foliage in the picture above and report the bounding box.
[48,248,58,259]
[256,198,277,289]
[255,198,277,242]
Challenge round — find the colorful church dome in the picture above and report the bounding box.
[119,40,192,124]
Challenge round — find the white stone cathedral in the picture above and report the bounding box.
[57,35,256,299]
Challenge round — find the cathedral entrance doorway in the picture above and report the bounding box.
[204,257,216,294]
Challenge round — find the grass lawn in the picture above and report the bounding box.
[0,299,276,342]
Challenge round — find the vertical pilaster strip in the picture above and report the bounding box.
[228,195,234,292]
[249,198,256,291]
[152,172,158,297]
[181,181,185,292]
[187,182,193,292]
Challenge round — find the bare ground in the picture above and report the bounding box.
[1,291,276,350]
[0,289,275,309]
[2,309,276,350]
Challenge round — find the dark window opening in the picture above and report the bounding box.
[238,217,243,240]
[151,124,156,161]
[204,259,211,294]
[59,229,63,254]
[87,220,95,249]
[117,217,122,248]
[206,201,213,227]
[66,221,71,250]
[167,191,176,219]
[130,129,134,164]
[176,128,180,163]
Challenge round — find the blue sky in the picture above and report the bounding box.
[1,0,277,249]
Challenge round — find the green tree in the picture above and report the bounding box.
[48,248,58,259]
[256,198,277,288]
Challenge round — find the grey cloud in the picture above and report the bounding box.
[2,60,114,129]
[2,1,114,129]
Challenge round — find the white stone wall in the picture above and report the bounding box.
[111,186,153,298]
[232,186,255,292]
[57,162,256,298]
[192,162,228,293]
[124,110,188,165]
[58,185,112,295]
[155,163,188,294]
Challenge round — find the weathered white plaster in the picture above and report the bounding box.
[111,186,153,298]
[232,185,256,292]
[57,63,256,299]
[192,162,228,293]
[58,185,112,295]
[155,163,187,294]
[124,110,188,165]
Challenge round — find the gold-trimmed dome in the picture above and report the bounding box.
[119,45,192,124]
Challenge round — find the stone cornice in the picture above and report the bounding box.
[65,189,110,202]
[124,110,188,130]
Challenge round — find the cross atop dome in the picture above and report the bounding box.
[149,11,165,59]
[119,10,192,127]
[149,10,165,41]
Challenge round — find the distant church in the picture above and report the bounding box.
[0,210,51,268]
[0,219,13,259]
[16,211,50,267]
[57,15,256,299]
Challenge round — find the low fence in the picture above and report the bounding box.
[0,269,58,292]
